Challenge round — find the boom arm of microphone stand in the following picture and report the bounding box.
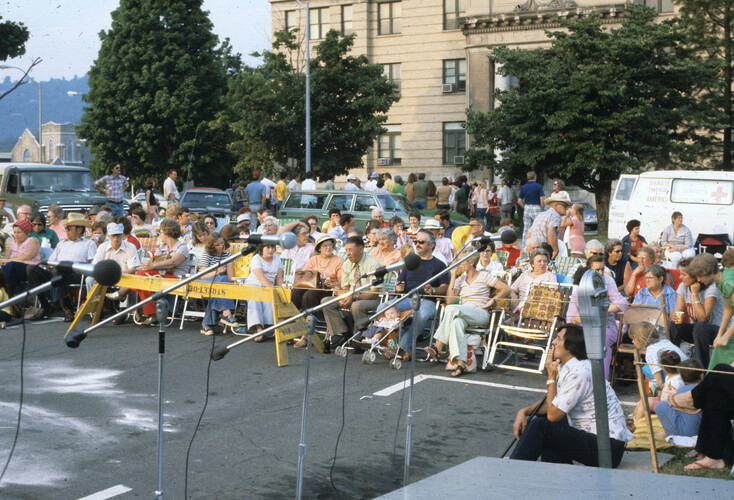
[66,243,260,344]
[0,274,66,311]
[362,246,483,325]
[213,276,385,360]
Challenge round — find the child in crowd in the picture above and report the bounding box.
[633,350,684,425]
[656,358,703,437]
[363,306,402,344]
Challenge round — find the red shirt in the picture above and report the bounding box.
[126,234,141,250]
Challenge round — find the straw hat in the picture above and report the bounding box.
[545,193,571,206]
[62,212,91,228]
[314,234,336,251]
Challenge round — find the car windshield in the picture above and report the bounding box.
[182,192,231,206]
[20,170,94,192]
[378,194,413,213]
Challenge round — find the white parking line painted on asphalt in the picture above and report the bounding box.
[77,484,132,500]
[373,374,637,406]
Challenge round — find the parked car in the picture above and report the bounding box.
[0,163,115,216]
[131,191,168,217]
[179,188,234,218]
[279,189,416,229]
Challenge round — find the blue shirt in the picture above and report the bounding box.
[398,257,449,300]
[244,181,266,206]
[518,181,545,206]
[633,285,678,314]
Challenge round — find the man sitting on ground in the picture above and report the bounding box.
[510,324,633,468]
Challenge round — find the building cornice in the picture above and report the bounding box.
[460,3,628,35]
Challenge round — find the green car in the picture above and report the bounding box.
[279,189,416,229]
[0,163,112,216]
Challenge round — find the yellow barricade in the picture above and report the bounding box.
[69,274,321,367]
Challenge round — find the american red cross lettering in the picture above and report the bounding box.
[711,185,728,203]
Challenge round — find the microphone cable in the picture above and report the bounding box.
[0,314,28,483]
[329,340,350,498]
[183,255,224,499]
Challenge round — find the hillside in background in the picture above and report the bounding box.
[0,75,88,152]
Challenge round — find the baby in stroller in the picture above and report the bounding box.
[363,306,402,344]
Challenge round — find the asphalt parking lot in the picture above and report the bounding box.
[0,317,640,499]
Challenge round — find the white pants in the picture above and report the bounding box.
[665,248,695,266]
[434,305,490,363]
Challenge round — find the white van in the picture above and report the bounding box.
[608,170,734,243]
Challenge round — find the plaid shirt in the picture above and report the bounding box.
[93,174,129,202]
[527,208,561,245]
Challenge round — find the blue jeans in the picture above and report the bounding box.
[202,275,236,326]
[655,401,702,437]
[376,296,437,352]
[107,200,126,218]
[413,201,427,210]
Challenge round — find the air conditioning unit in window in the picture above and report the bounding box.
[377,158,392,166]
[454,156,465,165]
[442,83,455,93]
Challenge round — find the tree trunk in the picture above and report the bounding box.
[594,183,612,238]
[725,6,733,170]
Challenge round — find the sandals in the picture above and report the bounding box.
[684,459,726,471]
[450,364,467,378]
[253,333,266,343]
[424,345,446,361]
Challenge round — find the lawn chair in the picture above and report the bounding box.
[488,281,573,374]
[610,303,668,388]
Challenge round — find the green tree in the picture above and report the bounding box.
[465,6,721,234]
[218,29,399,180]
[78,0,238,187]
[676,0,734,169]
[0,16,38,103]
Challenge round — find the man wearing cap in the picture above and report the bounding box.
[365,172,379,192]
[527,194,571,259]
[425,219,454,263]
[245,171,267,213]
[345,174,359,191]
[93,163,129,218]
[163,169,180,203]
[0,193,15,225]
[91,223,141,322]
[26,213,97,321]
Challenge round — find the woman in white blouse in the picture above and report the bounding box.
[243,243,283,341]
[425,252,509,377]
[279,222,314,271]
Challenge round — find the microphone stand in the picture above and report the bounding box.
[359,243,487,486]
[64,244,258,347]
[0,273,68,311]
[155,299,168,500]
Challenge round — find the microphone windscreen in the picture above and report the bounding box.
[280,232,298,250]
[211,345,230,361]
[94,260,123,286]
[500,230,518,245]
[65,329,87,348]
[404,252,421,271]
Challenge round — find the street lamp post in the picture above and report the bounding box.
[0,65,43,162]
[295,0,311,174]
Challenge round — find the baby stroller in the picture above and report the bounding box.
[355,309,413,369]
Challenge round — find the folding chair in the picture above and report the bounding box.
[694,233,733,256]
[488,281,573,374]
[280,257,295,288]
[610,303,668,388]
[553,256,583,279]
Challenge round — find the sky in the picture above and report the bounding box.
[1,0,272,82]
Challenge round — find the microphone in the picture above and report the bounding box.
[365,252,422,278]
[45,259,122,287]
[65,329,87,348]
[472,231,518,246]
[226,232,297,249]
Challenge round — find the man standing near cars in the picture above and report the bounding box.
[274,173,288,214]
[527,194,569,259]
[163,169,180,203]
[498,179,514,222]
[517,171,545,243]
[261,173,277,210]
[413,173,429,210]
[245,171,267,213]
[345,174,359,191]
[93,163,129,218]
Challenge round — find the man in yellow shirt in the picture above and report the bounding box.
[274,173,288,214]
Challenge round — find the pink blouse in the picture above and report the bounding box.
[10,237,41,264]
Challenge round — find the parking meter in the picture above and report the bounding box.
[577,269,612,469]
[578,269,609,360]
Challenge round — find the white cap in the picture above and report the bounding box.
[236,213,251,224]
[346,174,356,180]
[106,222,124,236]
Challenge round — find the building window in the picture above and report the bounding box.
[48,139,55,161]
[443,122,465,164]
[341,5,353,36]
[309,7,329,40]
[285,10,297,32]
[23,149,30,162]
[66,140,74,162]
[378,125,402,165]
[443,59,466,92]
[645,0,674,13]
[443,0,466,30]
[382,63,401,95]
[378,1,401,35]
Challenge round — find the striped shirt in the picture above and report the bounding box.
[454,272,497,307]
[93,174,129,202]
[199,251,231,269]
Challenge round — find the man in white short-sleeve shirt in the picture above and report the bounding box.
[510,324,633,468]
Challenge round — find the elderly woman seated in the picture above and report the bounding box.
[243,243,283,341]
[369,228,402,266]
[425,252,510,377]
[510,249,557,313]
[279,222,314,271]
[632,264,677,315]
[567,255,628,380]
[1,219,41,292]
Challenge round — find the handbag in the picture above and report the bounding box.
[292,269,321,289]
